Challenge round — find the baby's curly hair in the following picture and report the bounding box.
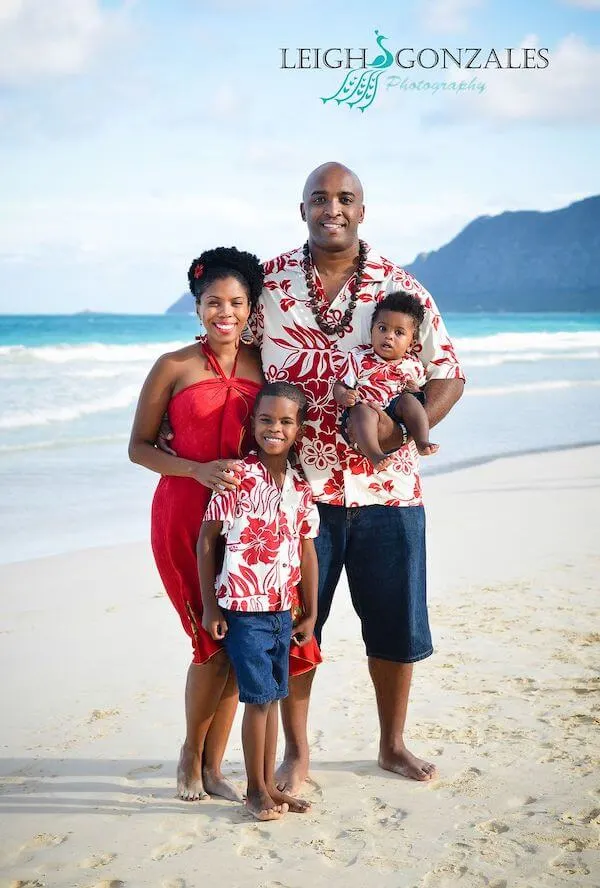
[188,246,263,310]
[371,290,426,331]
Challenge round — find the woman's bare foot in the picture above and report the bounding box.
[245,789,289,821]
[267,785,311,813]
[415,441,439,456]
[378,747,438,781]
[275,754,309,795]
[202,767,243,802]
[176,744,209,800]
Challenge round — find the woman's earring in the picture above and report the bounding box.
[240,324,255,345]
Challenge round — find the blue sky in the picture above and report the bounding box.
[1,0,599,313]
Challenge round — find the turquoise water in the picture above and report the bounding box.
[1,313,599,564]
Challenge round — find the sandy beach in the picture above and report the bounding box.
[1,444,598,888]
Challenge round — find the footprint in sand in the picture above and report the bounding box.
[550,851,590,876]
[151,840,193,861]
[237,827,283,864]
[559,806,600,825]
[476,819,510,834]
[304,830,366,868]
[79,852,117,868]
[9,881,46,888]
[257,882,295,888]
[22,833,68,850]
[370,797,407,828]
[88,708,120,722]
[89,882,125,888]
[433,766,483,797]
[126,763,163,780]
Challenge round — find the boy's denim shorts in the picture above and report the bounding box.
[314,503,432,663]
[223,609,292,704]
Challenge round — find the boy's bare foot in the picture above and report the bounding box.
[202,767,243,802]
[176,744,209,800]
[267,785,311,813]
[415,441,439,456]
[245,789,289,821]
[275,754,308,795]
[378,747,438,782]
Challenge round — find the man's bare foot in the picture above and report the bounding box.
[245,789,289,821]
[275,755,309,795]
[203,767,243,802]
[267,785,311,813]
[415,441,439,456]
[176,744,208,800]
[378,747,438,782]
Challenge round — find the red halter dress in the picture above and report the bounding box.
[151,341,320,675]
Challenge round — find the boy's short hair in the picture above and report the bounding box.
[371,290,426,331]
[254,382,309,424]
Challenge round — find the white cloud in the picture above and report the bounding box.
[0,0,130,84]
[420,0,483,33]
[434,34,600,124]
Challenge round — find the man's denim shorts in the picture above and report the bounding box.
[314,503,432,663]
[223,609,292,704]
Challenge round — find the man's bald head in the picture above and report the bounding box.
[302,162,364,203]
[300,162,365,253]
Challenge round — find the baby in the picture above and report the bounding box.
[333,290,439,468]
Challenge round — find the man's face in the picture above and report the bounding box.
[300,165,364,253]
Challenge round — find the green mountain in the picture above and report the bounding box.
[166,195,600,313]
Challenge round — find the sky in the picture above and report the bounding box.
[1,0,599,314]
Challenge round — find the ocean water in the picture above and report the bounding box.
[1,312,599,564]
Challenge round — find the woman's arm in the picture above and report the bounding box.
[128,355,241,490]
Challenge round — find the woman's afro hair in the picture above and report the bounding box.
[188,246,264,310]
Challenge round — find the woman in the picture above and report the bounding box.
[129,247,320,801]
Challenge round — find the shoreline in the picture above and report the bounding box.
[1,438,598,568]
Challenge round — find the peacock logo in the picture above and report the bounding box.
[321,30,394,112]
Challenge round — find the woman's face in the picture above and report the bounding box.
[197,277,250,346]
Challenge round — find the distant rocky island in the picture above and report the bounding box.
[166,195,600,313]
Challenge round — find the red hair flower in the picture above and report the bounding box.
[194,263,205,279]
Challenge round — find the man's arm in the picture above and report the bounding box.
[423,378,465,429]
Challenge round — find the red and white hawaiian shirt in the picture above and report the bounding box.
[343,346,426,405]
[203,453,319,613]
[253,244,465,508]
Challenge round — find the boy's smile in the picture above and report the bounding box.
[253,395,302,456]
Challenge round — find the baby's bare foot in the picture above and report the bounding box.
[416,441,439,456]
[203,767,243,802]
[245,789,288,821]
[378,747,438,781]
[176,744,209,800]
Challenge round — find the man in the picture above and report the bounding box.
[254,162,464,791]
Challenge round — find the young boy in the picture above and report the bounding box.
[198,381,319,821]
[333,290,439,468]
